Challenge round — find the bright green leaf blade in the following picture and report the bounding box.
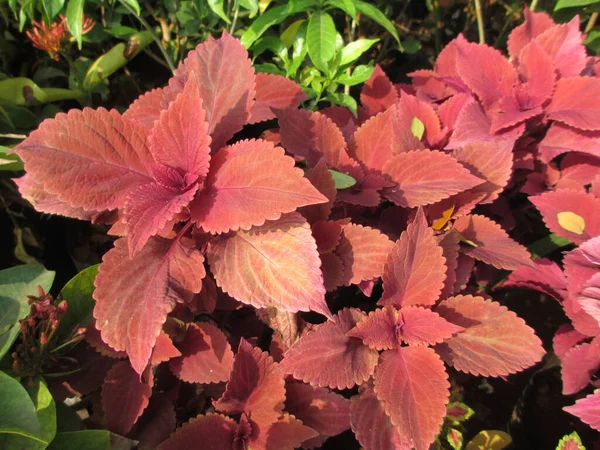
[103,26,138,39]
[555,0,600,10]
[0,265,55,360]
[326,0,356,19]
[586,29,600,54]
[402,38,422,54]
[119,0,140,15]
[328,169,357,189]
[48,430,110,450]
[41,0,65,21]
[239,0,259,15]
[410,117,425,140]
[207,0,231,23]
[335,64,374,85]
[325,92,358,116]
[528,233,572,259]
[0,371,43,444]
[58,265,99,336]
[66,0,85,49]
[339,38,379,66]
[307,10,337,72]
[289,21,308,77]
[354,0,401,47]
[281,19,305,48]
[556,431,585,450]
[0,145,24,171]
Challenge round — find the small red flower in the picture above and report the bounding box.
[25,14,96,60]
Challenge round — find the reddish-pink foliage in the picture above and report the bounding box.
[564,390,600,432]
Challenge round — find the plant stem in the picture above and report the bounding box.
[230,0,240,34]
[530,0,539,11]
[473,0,485,44]
[585,12,599,34]
[117,0,175,73]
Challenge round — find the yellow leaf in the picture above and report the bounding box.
[557,211,585,235]
[432,203,455,231]
[410,117,425,140]
[466,430,512,450]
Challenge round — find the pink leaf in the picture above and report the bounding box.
[453,214,532,270]
[380,208,447,307]
[501,258,568,302]
[533,17,587,78]
[298,159,336,223]
[347,307,399,351]
[320,252,345,292]
[280,308,379,389]
[396,306,464,346]
[167,32,255,151]
[169,322,234,383]
[150,332,181,366]
[157,413,237,450]
[248,413,318,450]
[123,182,198,256]
[214,338,285,427]
[530,189,600,245]
[434,295,545,377]
[437,230,460,299]
[507,8,555,61]
[250,73,306,123]
[335,223,394,286]
[437,93,473,132]
[14,108,153,211]
[579,273,600,327]
[514,40,556,111]
[124,87,167,129]
[360,64,399,118]
[207,213,331,318]
[374,346,450,450]
[382,150,483,208]
[561,336,600,395]
[192,139,327,234]
[554,325,588,361]
[564,390,600,432]
[148,76,211,179]
[284,380,350,448]
[547,77,600,131]
[94,236,205,374]
[538,123,600,163]
[396,94,445,148]
[102,361,152,435]
[350,386,407,450]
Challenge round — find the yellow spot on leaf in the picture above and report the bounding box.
[466,430,512,450]
[557,211,585,235]
[432,203,455,231]
[410,117,425,140]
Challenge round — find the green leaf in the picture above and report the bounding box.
[207,0,231,23]
[555,0,600,10]
[0,265,55,360]
[103,26,138,38]
[325,92,358,116]
[402,38,422,54]
[354,0,401,48]
[335,64,374,85]
[289,21,308,77]
[326,0,356,19]
[252,36,288,62]
[57,265,99,336]
[0,145,24,171]
[307,11,337,72]
[119,0,140,15]
[55,403,83,433]
[281,19,305,48]
[0,371,45,446]
[328,169,357,189]
[585,29,600,54]
[66,0,85,49]
[556,431,585,450]
[410,117,425,140]
[528,233,572,259]
[48,430,110,450]
[239,0,258,15]
[339,38,379,66]
[41,0,65,21]
[253,63,286,75]
[241,0,315,49]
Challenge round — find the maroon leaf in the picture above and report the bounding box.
[215,339,285,427]
[546,77,600,131]
[434,295,545,377]
[169,322,234,383]
[437,230,461,299]
[151,331,181,366]
[248,413,318,450]
[561,336,600,395]
[320,252,345,292]
[382,150,483,208]
[94,236,205,374]
[280,308,379,389]
[207,213,331,318]
[360,64,399,118]
[134,395,177,450]
[157,413,237,450]
[453,214,532,270]
[14,108,153,211]
[192,139,327,234]
[102,361,152,435]
[380,208,447,307]
[298,159,336,223]
[311,220,343,253]
[250,73,306,123]
[256,307,305,350]
[374,346,450,450]
[564,390,600,432]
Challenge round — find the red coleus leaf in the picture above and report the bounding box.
[381,150,483,208]
[94,236,205,374]
[320,252,345,292]
[374,346,450,450]
[348,306,463,349]
[513,41,556,111]
[320,105,358,140]
[102,361,152,435]
[276,108,347,168]
[311,220,343,253]
[380,208,447,307]
[157,413,238,450]
[207,213,331,318]
[452,142,513,204]
[434,295,545,377]
[579,273,600,327]
[561,336,600,395]
[169,322,234,383]
[530,189,600,245]
[538,123,600,163]
[350,385,406,450]
[557,153,600,191]
[247,413,318,450]
[214,338,285,427]
[167,31,255,151]
[360,64,399,119]
[436,230,460,299]
[453,214,532,270]
[124,87,166,129]
[298,159,336,223]
[396,94,445,148]
[554,325,588,361]
[134,394,177,450]
[284,380,350,449]
[86,321,127,358]
[507,7,555,61]
[280,308,379,389]
[564,390,600,432]
[501,258,568,302]
[14,108,153,212]
[249,73,306,124]
[256,307,306,350]
[192,139,327,234]
[335,223,394,287]
[546,77,600,131]
[151,331,181,366]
